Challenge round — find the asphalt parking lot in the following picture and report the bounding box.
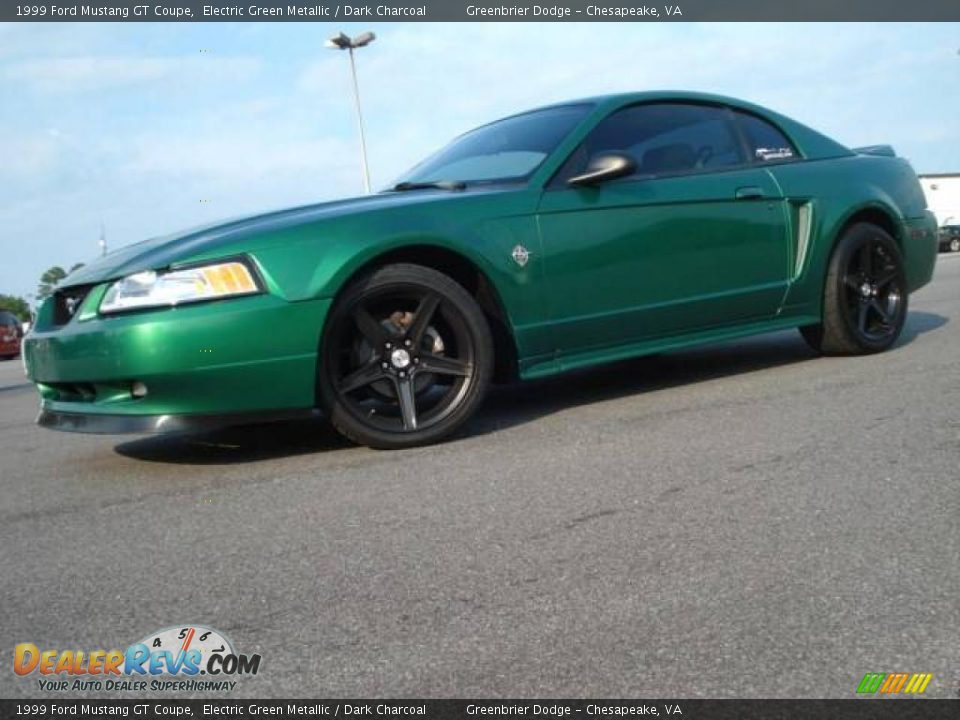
[1,255,958,700]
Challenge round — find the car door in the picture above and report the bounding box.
[536,102,791,357]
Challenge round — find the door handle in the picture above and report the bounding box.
[735,186,765,200]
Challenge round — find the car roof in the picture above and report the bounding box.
[529,91,853,160]
[546,90,758,108]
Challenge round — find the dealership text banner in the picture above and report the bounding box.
[4,0,960,22]
[2,700,960,720]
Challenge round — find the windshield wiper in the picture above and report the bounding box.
[391,180,466,192]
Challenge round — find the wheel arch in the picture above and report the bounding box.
[816,200,903,290]
[829,201,903,253]
[322,243,520,383]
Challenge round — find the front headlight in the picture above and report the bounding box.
[99,260,260,314]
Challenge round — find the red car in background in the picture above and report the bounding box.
[0,311,24,359]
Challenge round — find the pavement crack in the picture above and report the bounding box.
[564,508,619,530]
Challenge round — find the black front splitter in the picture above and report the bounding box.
[37,407,321,435]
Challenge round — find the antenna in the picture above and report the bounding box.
[98,219,107,257]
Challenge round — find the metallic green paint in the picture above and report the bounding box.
[27,293,331,416]
[537,166,792,354]
[24,92,938,429]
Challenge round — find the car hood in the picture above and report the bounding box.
[61,190,481,288]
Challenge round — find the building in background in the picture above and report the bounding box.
[919,173,960,227]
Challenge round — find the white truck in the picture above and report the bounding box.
[919,174,960,252]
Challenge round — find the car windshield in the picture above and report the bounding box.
[392,104,592,188]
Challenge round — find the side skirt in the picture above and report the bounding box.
[520,314,821,380]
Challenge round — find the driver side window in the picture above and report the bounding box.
[558,103,746,182]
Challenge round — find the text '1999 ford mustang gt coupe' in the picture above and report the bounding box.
[25,92,938,449]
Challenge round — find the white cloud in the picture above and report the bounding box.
[5,55,262,93]
[123,128,356,191]
[0,131,60,178]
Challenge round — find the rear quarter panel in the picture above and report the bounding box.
[771,154,937,317]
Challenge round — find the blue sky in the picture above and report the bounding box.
[1,21,958,302]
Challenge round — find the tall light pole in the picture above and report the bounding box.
[326,31,376,194]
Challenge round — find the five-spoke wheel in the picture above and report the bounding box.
[841,237,903,342]
[800,223,907,354]
[318,264,493,449]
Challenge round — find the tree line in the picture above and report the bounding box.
[0,263,85,322]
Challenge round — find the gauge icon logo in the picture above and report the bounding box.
[135,625,234,670]
[126,624,260,677]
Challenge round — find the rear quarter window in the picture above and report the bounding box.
[735,112,798,163]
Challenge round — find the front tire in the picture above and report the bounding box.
[318,263,493,449]
[950,237,960,253]
[800,223,907,355]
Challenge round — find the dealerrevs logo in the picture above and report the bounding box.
[14,625,261,693]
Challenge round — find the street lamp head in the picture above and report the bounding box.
[325,31,376,50]
[325,32,352,50]
[351,32,376,48]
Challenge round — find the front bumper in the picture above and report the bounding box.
[37,407,320,434]
[25,291,332,431]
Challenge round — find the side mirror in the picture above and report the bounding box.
[567,153,636,187]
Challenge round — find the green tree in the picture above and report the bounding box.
[37,266,66,300]
[0,294,31,322]
[37,262,84,301]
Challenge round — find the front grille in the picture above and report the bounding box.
[40,381,98,403]
[52,285,94,326]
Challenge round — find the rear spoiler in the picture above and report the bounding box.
[853,144,896,157]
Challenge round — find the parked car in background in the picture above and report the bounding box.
[0,311,24,359]
[23,91,939,448]
[939,225,960,253]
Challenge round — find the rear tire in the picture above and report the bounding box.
[318,263,493,450]
[800,223,907,355]
[950,237,960,253]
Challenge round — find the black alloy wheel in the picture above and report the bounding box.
[841,237,903,343]
[800,223,908,355]
[318,264,493,449]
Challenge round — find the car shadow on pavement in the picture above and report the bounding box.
[895,310,948,346]
[469,310,948,439]
[114,416,351,464]
[470,330,820,437]
[114,312,947,464]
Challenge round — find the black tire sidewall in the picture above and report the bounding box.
[317,263,493,449]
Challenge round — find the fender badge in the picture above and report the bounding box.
[511,245,531,268]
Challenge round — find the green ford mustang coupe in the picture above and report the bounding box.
[25,92,938,449]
